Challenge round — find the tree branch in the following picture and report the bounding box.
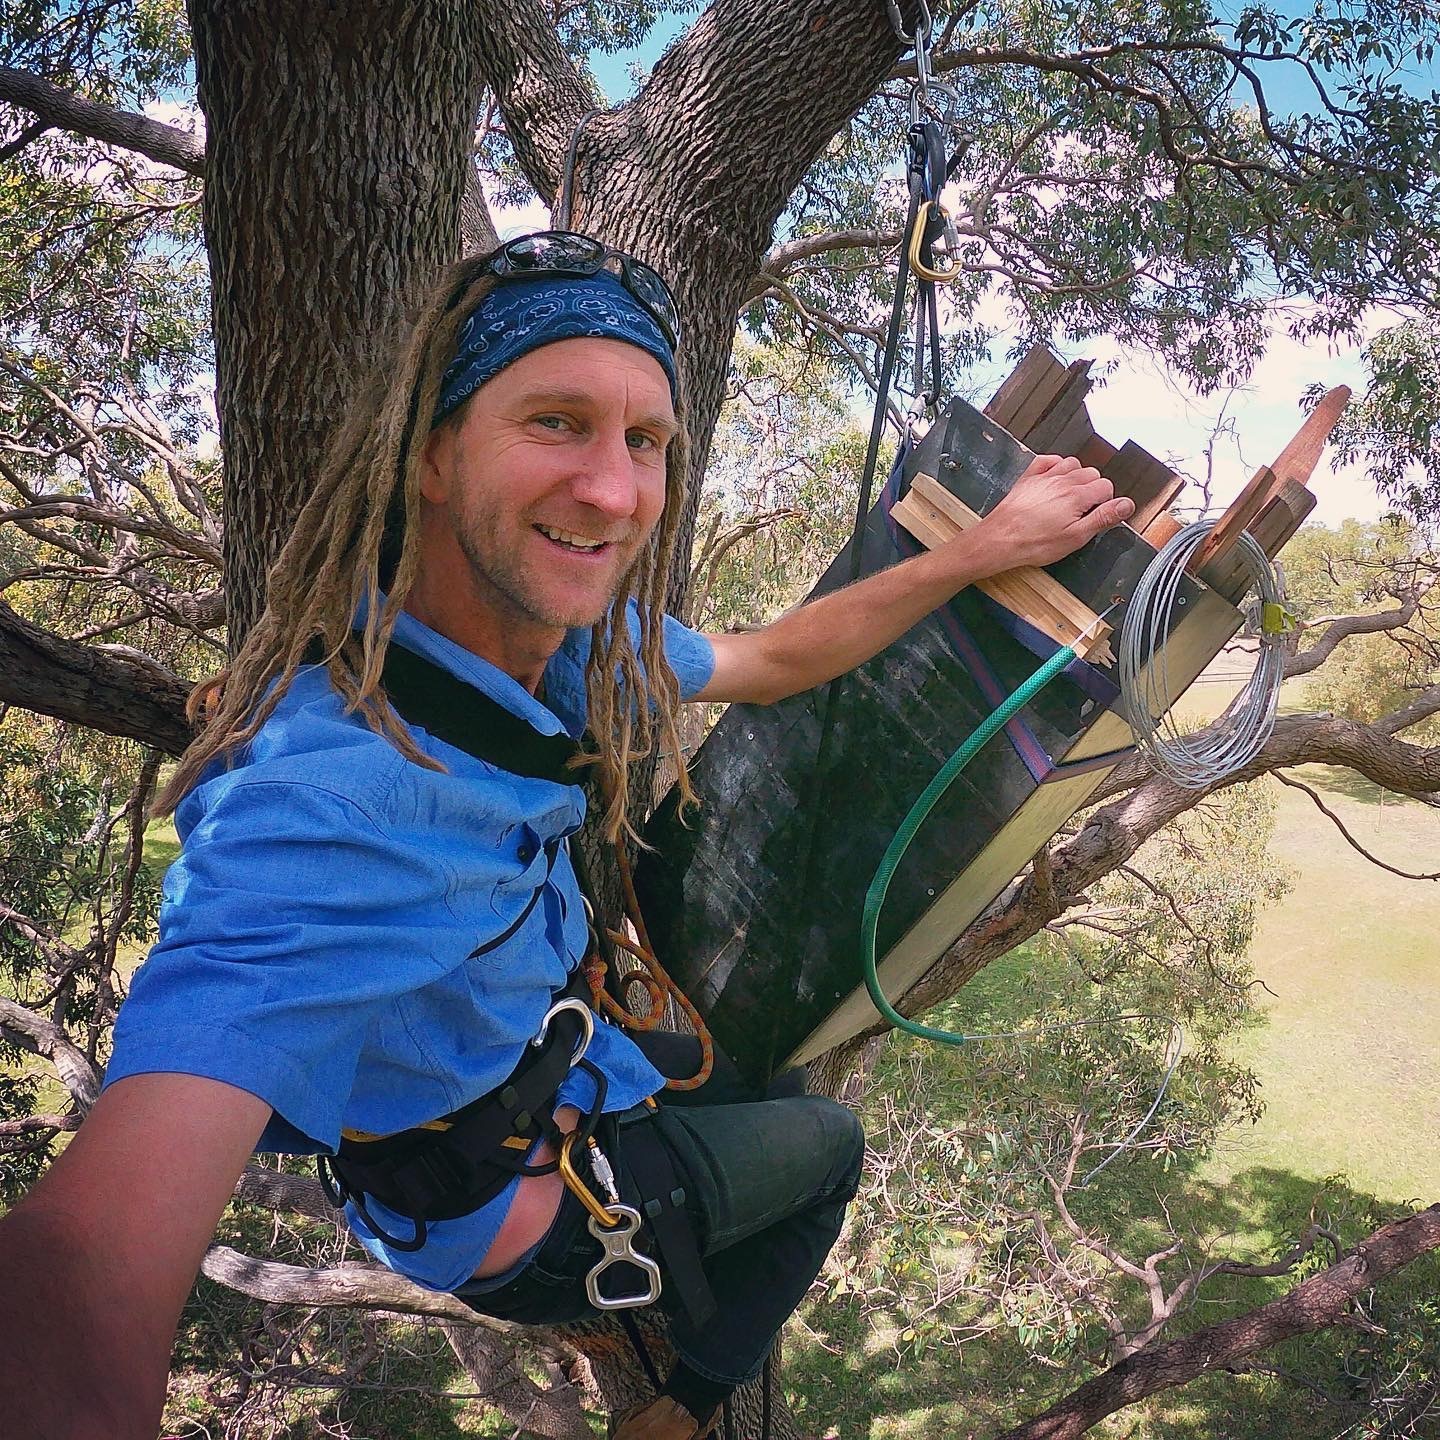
[0,597,193,754]
[0,995,101,1112]
[1285,594,1427,679]
[629,0,915,239]
[0,66,204,175]
[1378,683,1440,736]
[995,1205,1440,1440]
[199,1245,496,1326]
[470,2,592,203]
[1272,771,1440,879]
[749,227,904,299]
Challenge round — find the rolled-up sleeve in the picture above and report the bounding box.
[106,779,471,1149]
[660,611,716,700]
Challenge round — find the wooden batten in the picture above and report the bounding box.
[1008,358,1092,440]
[984,346,1063,430]
[1200,480,1318,601]
[1191,465,1277,573]
[1270,386,1352,487]
[1143,512,1185,548]
[894,474,1115,663]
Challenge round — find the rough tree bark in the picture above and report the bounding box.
[186,0,487,644]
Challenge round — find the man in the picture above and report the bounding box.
[0,233,1134,1440]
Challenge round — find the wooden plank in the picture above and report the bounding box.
[1077,434,1117,470]
[984,346,1060,430]
[1200,479,1317,602]
[1025,365,1094,452]
[1042,402,1098,460]
[1142,512,1184,549]
[895,475,1114,662]
[1007,358,1088,443]
[1190,465,1276,572]
[1100,439,1185,533]
[1269,385,1351,487]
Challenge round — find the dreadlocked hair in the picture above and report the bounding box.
[153,248,698,845]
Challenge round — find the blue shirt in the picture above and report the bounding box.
[105,603,715,1291]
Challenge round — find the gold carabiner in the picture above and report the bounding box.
[558,1131,620,1228]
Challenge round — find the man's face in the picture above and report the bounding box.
[419,336,676,639]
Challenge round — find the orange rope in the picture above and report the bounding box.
[582,841,715,1091]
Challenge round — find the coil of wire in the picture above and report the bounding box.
[1118,521,1287,789]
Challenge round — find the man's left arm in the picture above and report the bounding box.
[693,454,1134,707]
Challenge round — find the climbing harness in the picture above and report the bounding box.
[315,639,715,1323]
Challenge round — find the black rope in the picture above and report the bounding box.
[796,139,927,898]
[618,1309,664,1393]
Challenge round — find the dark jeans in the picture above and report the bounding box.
[454,1036,865,1389]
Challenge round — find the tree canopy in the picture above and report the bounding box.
[2,0,1439,1435]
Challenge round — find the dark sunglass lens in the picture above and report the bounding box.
[627,266,680,336]
[509,232,603,272]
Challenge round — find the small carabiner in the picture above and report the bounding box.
[531,996,594,1065]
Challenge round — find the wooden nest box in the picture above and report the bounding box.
[637,346,1347,1087]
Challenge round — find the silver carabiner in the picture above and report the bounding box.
[584,1205,662,1310]
[530,996,594,1065]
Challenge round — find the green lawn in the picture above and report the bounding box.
[1203,768,1440,1207]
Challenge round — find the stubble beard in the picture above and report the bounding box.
[456,507,639,633]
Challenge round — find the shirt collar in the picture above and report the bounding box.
[356,592,569,739]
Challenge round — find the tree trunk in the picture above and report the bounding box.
[187,0,485,644]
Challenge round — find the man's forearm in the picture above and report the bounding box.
[697,454,1134,706]
[0,1204,169,1440]
[715,527,997,704]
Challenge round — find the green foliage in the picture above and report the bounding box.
[750,0,1440,407]
[0,711,161,1197]
[1281,520,1439,741]
[686,341,868,630]
[842,783,1288,1387]
[1317,318,1440,526]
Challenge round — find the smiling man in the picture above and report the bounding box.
[0,234,1133,1440]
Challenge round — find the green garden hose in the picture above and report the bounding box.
[860,641,1080,1046]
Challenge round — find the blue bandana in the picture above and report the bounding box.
[432,273,678,427]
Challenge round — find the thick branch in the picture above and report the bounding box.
[1378,683,1440,736]
[199,1245,496,1326]
[233,1163,344,1224]
[0,66,204,175]
[470,2,592,202]
[0,598,192,754]
[0,996,101,1111]
[630,0,916,231]
[1285,596,1425,679]
[996,1205,1440,1440]
[900,713,1439,1018]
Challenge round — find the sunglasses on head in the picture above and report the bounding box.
[482,231,682,351]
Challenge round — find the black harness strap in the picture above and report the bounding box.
[381,641,582,784]
[318,639,718,1327]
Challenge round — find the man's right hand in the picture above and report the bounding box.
[976,453,1136,572]
[0,1073,271,1440]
